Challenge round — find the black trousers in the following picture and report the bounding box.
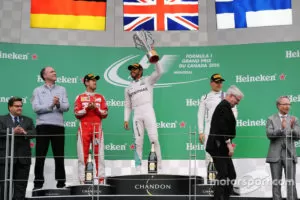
[0,161,30,200]
[212,155,236,200]
[34,125,66,188]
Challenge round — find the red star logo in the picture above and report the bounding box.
[32,54,38,60]
[30,142,35,148]
[179,121,186,128]
[130,144,135,150]
[279,73,286,80]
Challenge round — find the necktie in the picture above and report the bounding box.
[281,116,287,131]
[14,116,20,126]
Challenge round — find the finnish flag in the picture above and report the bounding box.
[215,0,292,29]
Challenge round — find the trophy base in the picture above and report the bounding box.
[147,50,159,64]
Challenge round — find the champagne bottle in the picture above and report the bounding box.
[207,157,217,184]
[148,142,157,174]
[85,146,93,184]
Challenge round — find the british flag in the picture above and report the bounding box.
[123,0,199,31]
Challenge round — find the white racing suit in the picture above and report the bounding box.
[197,91,238,167]
[124,63,163,169]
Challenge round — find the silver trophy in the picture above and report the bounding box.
[133,30,159,64]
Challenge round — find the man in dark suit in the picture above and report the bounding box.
[266,96,300,200]
[0,97,36,200]
[206,85,244,200]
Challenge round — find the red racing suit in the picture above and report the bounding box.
[74,92,108,183]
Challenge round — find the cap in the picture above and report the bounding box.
[128,63,143,70]
[84,73,100,82]
[210,73,225,82]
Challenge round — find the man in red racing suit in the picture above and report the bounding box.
[74,73,108,184]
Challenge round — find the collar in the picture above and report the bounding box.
[9,113,19,121]
[44,84,55,89]
[211,90,222,94]
[133,77,144,82]
[85,91,95,96]
[278,113,288,118]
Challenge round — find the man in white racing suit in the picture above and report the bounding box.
[124,63,162,173]
[197,74,238,176]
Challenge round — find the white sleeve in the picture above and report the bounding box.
[232,105,238,119]
[124,88,132,122]
[197,95,206,134]
[147,62,163,85]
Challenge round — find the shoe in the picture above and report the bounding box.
[231,187,240,196]
[57,183,66,188]
[33,186,42,190]
[99,178,105,185]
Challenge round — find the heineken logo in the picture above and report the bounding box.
[185,98,200,107]
[236,119,267,127]
[37,75,79,84]
[105,143,127,151]
[156,121,178,129]
[0,51,29,60]
[106,99,125,107]
[236,74,278,83]
[0,96,28,104]
[64,120,76,128]
[285,49,300,58]
[287,95,300,103]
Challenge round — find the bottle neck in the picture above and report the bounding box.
[151,143,155,152]
[87,152,92,162]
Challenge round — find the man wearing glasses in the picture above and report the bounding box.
[197,73,238,182]
[0,97,36,200]
[266,96,300,200]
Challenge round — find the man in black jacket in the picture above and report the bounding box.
[206,85,244,200]
[0,97,36,200]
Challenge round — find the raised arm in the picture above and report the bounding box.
[147,62,163,85]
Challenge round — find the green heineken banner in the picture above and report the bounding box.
[0,41,300,160]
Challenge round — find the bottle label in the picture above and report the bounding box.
[86,172,93,181]
[208,173,216,180]
[149,162,156,171]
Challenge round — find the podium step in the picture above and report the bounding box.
[67,184,114,195]
[32,188,71,197]
[192,184,240,196]
[106,174,204,195]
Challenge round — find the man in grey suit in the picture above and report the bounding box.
[266,95,300,200]
[0,97,36,200]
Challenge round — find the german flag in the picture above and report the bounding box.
[30,0,106,31]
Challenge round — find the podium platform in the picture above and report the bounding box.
[29,174,203,199]
[27,174,283,200]
[106,174,204,195]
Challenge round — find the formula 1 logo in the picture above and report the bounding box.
[104,54,207,88]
